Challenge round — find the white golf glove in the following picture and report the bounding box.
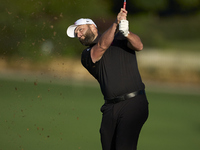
[119,20,130,37]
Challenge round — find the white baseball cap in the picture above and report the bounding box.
[66,18,97,38]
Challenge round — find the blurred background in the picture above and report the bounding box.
[1,0,200,84]
[0,0,200,150]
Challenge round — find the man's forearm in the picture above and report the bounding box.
[127,32,143,51]
[90,8,126,63]
[97,22,118,50]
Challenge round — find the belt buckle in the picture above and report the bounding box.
[124,92,136,100]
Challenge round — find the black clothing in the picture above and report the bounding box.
[81,33,145,100]
[100,95,148,150]
[81,33,148,150]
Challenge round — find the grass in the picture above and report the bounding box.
[138,91,200,150]
[0,77,200,150]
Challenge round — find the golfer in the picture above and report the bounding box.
[67,8,149,150]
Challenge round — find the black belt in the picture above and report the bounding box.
[105,90,145,104]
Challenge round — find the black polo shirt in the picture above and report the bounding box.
[81,33,145,100]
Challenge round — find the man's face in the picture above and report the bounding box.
[75,24,95,46]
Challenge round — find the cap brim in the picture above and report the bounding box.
[66,25,77,38]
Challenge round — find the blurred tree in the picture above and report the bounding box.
[112,0,200,16]
[159,0,200,16]
[1,0,200,61]
[0,0,110,60]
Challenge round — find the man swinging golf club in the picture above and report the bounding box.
[66,5,149,150]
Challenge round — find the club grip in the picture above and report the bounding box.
[123,2,126,9]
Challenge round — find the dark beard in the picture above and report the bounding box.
[79,28,95,46]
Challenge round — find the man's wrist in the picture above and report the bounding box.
[119,20,129,37]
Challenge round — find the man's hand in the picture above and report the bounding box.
[117,8,127,24]
[119,20,129,37]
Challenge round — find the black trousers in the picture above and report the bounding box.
[100,94,149,150]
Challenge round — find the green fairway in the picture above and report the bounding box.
[0,78,200,150]
[138,91,200,150]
